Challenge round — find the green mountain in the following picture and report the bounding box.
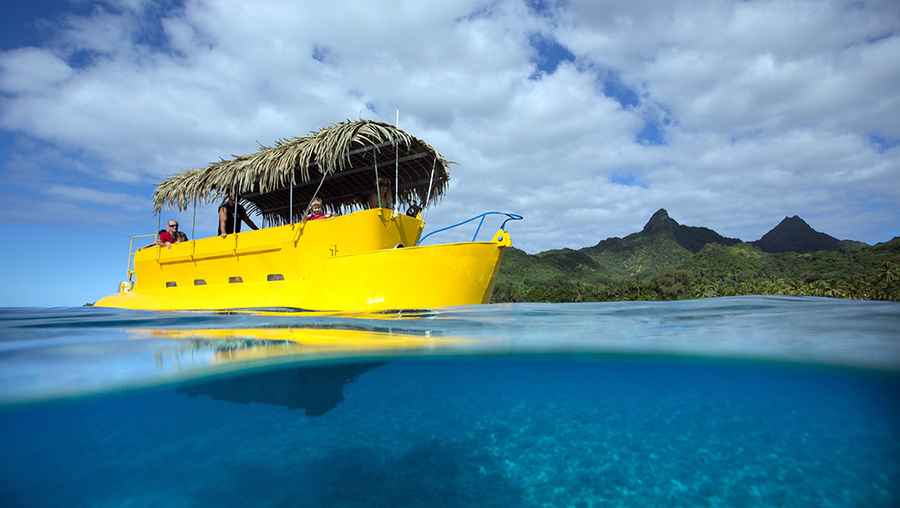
[752,215,841,253]
[492,210,899,303]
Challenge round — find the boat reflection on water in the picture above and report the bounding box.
[129,326,470,415]
[178,361,386,416]
[135,326,469,364]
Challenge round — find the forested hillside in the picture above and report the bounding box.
[492,210,899,302]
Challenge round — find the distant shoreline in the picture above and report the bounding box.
[493,210,899,304]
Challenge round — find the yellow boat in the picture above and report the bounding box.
[95,120,520,312]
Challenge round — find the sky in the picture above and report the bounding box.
[1,0,898,306]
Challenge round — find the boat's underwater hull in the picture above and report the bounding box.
[95,209,511,313]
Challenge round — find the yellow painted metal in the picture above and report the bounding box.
[96,208,511,312]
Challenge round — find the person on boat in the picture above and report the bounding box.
[305,197,329,221]
[218,193,258,237]
[172,221,188,242]
[156,220,186,247]
[367,176,393,209]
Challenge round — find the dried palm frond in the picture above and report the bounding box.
[153,119,450,224]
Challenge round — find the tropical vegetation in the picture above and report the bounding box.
[491,210,900,303]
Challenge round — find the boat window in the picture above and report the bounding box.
[165,281,177,288]
[228,276,243,284]
[194,279,207,286]
[267,274,285,281]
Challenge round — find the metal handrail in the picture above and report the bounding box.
[417,212,523,245]
[126,233,159,281]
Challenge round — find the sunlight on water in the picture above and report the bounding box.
[1,296,898,403]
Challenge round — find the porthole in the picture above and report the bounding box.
[228,276,243,284]
[165,281,177,288]
[194,279,207,286]
[267,274,285,281]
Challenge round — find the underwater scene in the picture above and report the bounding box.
[1,296,899,507]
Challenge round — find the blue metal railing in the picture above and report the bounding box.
[417,211,523,245]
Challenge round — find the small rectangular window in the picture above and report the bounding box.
[267,274,285,281]
[165,281,177,288]
[194,279,207,286]
[228,276,243,284]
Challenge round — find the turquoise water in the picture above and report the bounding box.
[1,297,898,506]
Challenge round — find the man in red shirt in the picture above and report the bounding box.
[157,220,179,246]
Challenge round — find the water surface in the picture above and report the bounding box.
[1,297,898,507]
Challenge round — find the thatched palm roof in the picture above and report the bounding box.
[153,119,450,224]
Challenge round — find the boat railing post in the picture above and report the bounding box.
[473,215,486,241]
[289,171,294,227]
[126,236,135,281]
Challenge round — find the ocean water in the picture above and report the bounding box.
[1,297,898,507]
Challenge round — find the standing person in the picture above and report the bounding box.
[218,193,258,237]
[367,176,393,210]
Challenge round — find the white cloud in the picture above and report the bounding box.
[45,184,145,210]
[0,0,898,249]
[0,48,73,93]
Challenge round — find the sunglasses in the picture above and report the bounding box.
[168,224,178,228]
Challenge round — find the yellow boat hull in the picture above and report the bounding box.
[95,209,511,312]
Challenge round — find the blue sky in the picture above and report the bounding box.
[1,0,899,306]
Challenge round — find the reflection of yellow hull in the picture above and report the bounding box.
[138,327,469,364]
[97,208,511,312]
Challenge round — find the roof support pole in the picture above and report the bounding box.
[395,109,399,212]
[301,169,330,226]
[425,156,437,208]
[395,142,399,211]
[374,150,382,209]
[289,171,294,226]
[233,187,238,235]
[191,197,197,240]
[155,211,161,257]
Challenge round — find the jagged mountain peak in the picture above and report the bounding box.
[779,215,809,226]
[600,209,741,253]
[642,208,678,233]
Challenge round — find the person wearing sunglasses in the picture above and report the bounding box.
[156,220,186,247]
